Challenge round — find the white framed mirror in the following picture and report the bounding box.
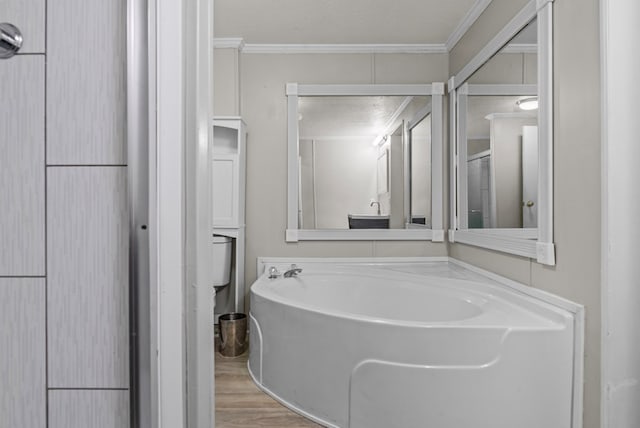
[286,83,445,242]
[449,0,555,264]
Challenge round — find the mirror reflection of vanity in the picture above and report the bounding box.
[449,0,555,264]
[286,84,445,242]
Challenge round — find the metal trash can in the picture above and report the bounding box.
[218,313,247,357]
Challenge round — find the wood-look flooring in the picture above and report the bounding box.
[215,342,321,428]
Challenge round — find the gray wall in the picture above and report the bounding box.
[468,52,537,85]
[0,0,130,425]
[215,51,450,289]
[449,0,602,427]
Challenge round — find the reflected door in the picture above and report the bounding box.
[522,126,538,228]
[467,154,492,228]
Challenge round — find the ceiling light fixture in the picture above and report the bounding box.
[371,135,388,147]
[516,97,538,111]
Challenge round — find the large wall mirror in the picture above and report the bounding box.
[286,84,444,241]
[449,0,555,264]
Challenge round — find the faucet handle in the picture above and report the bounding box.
[268,266,280,279]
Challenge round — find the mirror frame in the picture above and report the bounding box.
[286,83,444,242]
[448,0,555,264]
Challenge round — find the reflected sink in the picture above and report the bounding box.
[348,214,390,229]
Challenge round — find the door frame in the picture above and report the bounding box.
[151,0,215,426]
[600,0,640,426]
[153,0,188,425]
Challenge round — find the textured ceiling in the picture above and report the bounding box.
[299,96,406,139]
[214,0,479,44]
[299,96,430,140]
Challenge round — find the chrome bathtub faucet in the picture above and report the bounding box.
[283,264,303,278]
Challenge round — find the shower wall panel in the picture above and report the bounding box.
[44,5,130,425]
[49,390,129,428]
[2,0,45,53]
[0,279,46,428]
[47,167,129,388]
[0,56,45,275]
[46,0,127,165]
[0,0,132,424]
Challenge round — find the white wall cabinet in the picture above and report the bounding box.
[212,155,238,226]
[213,118,246,228]
[213,117,247,315]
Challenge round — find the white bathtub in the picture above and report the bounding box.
[248,260,580,428]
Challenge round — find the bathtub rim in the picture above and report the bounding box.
[252,269,499,327]
[251,268,566,329]
[255,256,585,428]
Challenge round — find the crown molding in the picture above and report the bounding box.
[445,0,494,51]
[241,43,447,54]
[212,39,447,54]
[213,37,245,50]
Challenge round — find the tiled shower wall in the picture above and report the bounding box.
[1,0,129,426]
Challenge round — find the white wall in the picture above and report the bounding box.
[299,139,316,228]
[490,116,537,228]
[411,120,431,222]
[449,0,602,427]
[307,138,378,229]
[387,132,405,228]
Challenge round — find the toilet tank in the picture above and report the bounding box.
[212,235,232,286]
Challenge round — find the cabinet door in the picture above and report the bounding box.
[213,155,238,227]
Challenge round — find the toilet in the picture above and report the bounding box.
[212,235,232,291]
